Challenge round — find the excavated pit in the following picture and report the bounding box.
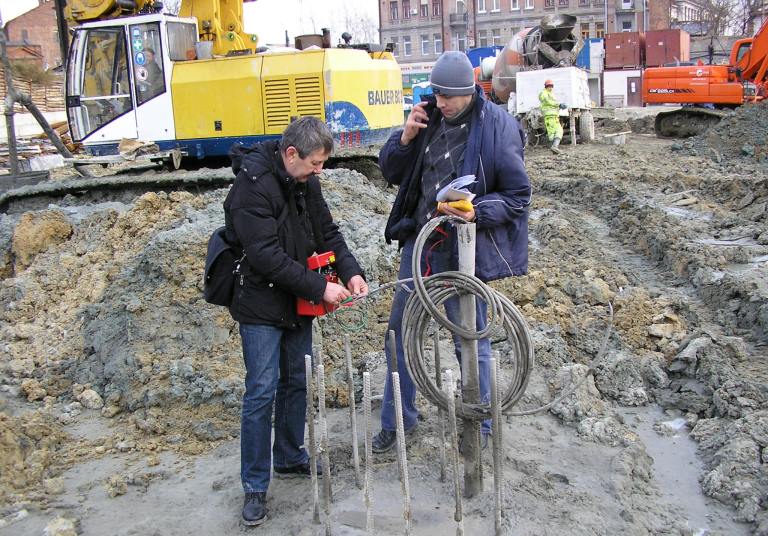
[0,124,766,535]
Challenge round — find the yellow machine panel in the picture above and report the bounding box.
[323,49,403,131]
[260,51,326,135]
[171,55,265,139]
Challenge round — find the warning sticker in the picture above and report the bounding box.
[136,66,148,82]
[134,52,146,66]
[133,38,143,51]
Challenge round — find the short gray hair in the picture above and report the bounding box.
[279,116,334,158]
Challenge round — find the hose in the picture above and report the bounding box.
[402,216,535,421]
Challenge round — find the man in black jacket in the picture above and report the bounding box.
[224,117,368,526]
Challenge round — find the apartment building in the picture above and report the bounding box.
[379,0,655,64]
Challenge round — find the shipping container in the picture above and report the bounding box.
[605,32,645,69]
[516,67,591,114]
[644,29,690,67]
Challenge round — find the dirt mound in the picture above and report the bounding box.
[676,101,768,164]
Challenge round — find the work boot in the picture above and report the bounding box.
[550,137,562,154]
[371,426,416,454]
[274,460,323,478]
[242,491,267,526]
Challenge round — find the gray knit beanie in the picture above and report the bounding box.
[430,51,475,96]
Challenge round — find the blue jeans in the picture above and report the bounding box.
[239,322,312,493]
[381,234,492,435]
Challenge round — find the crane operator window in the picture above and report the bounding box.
[167,22,197,61]
[68,28,132,140]
[130,23,165,106]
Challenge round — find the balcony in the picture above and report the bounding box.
[449,12,468,28]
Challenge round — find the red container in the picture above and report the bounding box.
[644,29,690,67]
[297,252,339,317]
[605,32,645,69]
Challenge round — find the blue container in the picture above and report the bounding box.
[465,46,503,68]
[412,81,433,103]
[576,39,591,69]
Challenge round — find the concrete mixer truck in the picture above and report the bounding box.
[483,14,595,146]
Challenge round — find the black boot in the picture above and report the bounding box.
[371,429,397,453]
[242,491,267,526]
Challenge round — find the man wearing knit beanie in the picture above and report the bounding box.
[373,51,532,454]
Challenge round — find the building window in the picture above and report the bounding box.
[478,0,486,12]
[391,37,399,55]
[559,0,569,6]
[510,27,519,36]
[404,35,412,55]
[595,22,605,38]
[478,30,488,47]
[433,0,441,16]
[492,28,501,46]
[421,3,429,16]
[511,0,519,9]
[581,23,590,39]
[434,33,443,53]
[456,0,466,13]
[421,34,430,55]
[544,0,555,7]
[403,1,411,19]
[579,0,590,5]
[21,29,29,41]
[622,20,632,31]
[390,1,398,20]
[525,0,534,8]
[492,0,500,10]
[456,33,466,52]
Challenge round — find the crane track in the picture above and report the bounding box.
[0,155,382,214]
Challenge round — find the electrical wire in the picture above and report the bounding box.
[328,216,615,421]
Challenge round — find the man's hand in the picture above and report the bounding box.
[400,102,429,146]
[323,281,351,305]
[437,202,475,222]
[346,275,369,297]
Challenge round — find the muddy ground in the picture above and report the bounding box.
[0,110,766,535]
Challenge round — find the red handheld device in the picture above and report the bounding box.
[297,251,339,317]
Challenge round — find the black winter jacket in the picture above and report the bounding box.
[224,141,364,328]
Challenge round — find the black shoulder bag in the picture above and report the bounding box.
[203,202,291,307]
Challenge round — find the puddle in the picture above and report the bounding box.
[618,406,750,536]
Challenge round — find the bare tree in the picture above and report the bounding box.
[698,0,737,35]
[336,5,378,44]
[733,0,766,34]
[163,0,182,15]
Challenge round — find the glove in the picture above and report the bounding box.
[559,103,568,110]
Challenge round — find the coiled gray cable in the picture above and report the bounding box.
[402,216,535,421]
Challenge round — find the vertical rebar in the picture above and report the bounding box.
[362,371,374,533]
[392,372,412,535]
[388,328,403,482]
[305,355,320,524]
[490,358,503,535]
[434,328,447,482]
[445,369,464,536]
[317,364,333,534]
[457,223,482,497]
[344,336,362,489]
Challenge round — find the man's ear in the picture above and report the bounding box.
[284,146,298,160]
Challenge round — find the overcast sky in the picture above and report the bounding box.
[0,0,380,45]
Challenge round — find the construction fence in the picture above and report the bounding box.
[0,66,66,113]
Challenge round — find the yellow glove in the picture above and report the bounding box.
[439,199,474,213]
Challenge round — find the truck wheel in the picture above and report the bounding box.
[579,111,595,143]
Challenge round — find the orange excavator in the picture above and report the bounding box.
[643,18,768,137]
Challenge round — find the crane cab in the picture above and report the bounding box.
[66,14,194,155]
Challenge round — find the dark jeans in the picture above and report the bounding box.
[381,234,492,435]
[239,322,312,493]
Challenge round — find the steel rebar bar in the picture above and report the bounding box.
[490,358,504,535]
[305,355,320,524]
[445,369,464,536]
[362,371,374,533]
[317,364,333,535]
[392,372,412,535]
[344,335,362,489]
[434,329,447,482]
